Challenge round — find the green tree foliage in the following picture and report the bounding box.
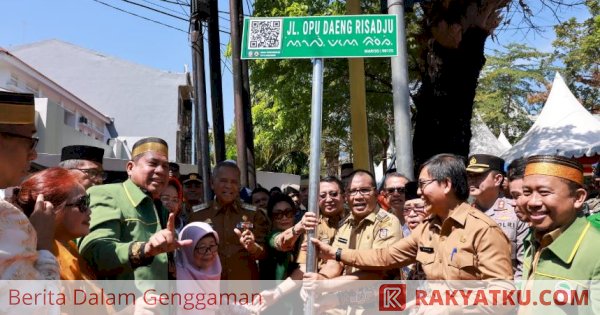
[247,0,412,174]
[475,43,555,143]
[552,0,600,113]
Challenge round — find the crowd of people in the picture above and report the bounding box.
[2,90,600,314]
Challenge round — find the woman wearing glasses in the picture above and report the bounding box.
[13,167,95,280]
[176,222,221,314]
[259,194,316,281]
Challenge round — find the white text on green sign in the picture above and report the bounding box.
[241,15,398,59]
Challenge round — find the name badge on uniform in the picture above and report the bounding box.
[337,237,348,244]
[419,246,434,253]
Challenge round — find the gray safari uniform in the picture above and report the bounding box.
[482,197,529,280]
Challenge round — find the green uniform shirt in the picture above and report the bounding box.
[522,215,600,314]
[79,179,168,280]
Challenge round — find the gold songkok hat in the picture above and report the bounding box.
[0,91,35,125]
[131,137,168,158]
[524,155,584,186]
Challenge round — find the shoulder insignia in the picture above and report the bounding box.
[496,200,506,210]
[376,210,392,224]
[241,203,256,211]
[192,203,209,213]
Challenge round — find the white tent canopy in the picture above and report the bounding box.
[470,115,508,156]
[502,72,600,163]
[497,130,512,151]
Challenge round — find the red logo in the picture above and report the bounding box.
[379,284,406,311]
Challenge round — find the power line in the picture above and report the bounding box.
[156,0,189,6]
[139,0,186,16]
[219,9,249,17]
[244,0,253,16]
[118,0,188,21]
[92,0,188,33]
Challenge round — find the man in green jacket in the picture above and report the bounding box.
[521,155,600,314]
[79,137,191,280]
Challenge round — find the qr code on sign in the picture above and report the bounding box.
[248,19,282,50]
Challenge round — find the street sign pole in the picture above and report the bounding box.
[241,17,398,313]
[305,57,324,315]
[389,0,414,180]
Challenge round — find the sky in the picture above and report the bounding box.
[0,0,591,131]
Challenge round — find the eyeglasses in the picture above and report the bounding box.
[319,191,340,199]
[72,168,107,180]
[403,206,426,214]
[347,187,375,196]
[384,187,405,194]
[160,196,180,205]
[195,244,218,255]
[0,132,38,150]
[418,179,436,190]
[272,209,295,220]
[65,195,90,213]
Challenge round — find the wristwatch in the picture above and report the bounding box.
[129,241,154,268]
[335,248,343,262]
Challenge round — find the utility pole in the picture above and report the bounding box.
[208,0,226,163]
[230,0,248,186]
[191,0,212,200]
[239,0,256,189]
[389,0,414,180]
[346,0,371,172]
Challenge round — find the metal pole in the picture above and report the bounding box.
[304,58,324,315]
[389,0,414,180]
[239,0,256,189]
[208,0,226,163]
[191,7,212,201]
[230,0,248,187]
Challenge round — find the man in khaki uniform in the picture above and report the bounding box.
[188,161,270,280]
[303,170,402,315]
[310,170,402,278]
[313,154,513,281]
[467,154,529,279]
[296,176,346,269]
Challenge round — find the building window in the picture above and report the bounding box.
[64,110,76,128]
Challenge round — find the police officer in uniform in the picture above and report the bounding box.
[466,154,529,279]
[188,161,270,280]
[312,154,513,281]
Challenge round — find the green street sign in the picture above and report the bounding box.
[241,15,398,59]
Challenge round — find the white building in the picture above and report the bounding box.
[9,39,193,162]
[0,47,131,166]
